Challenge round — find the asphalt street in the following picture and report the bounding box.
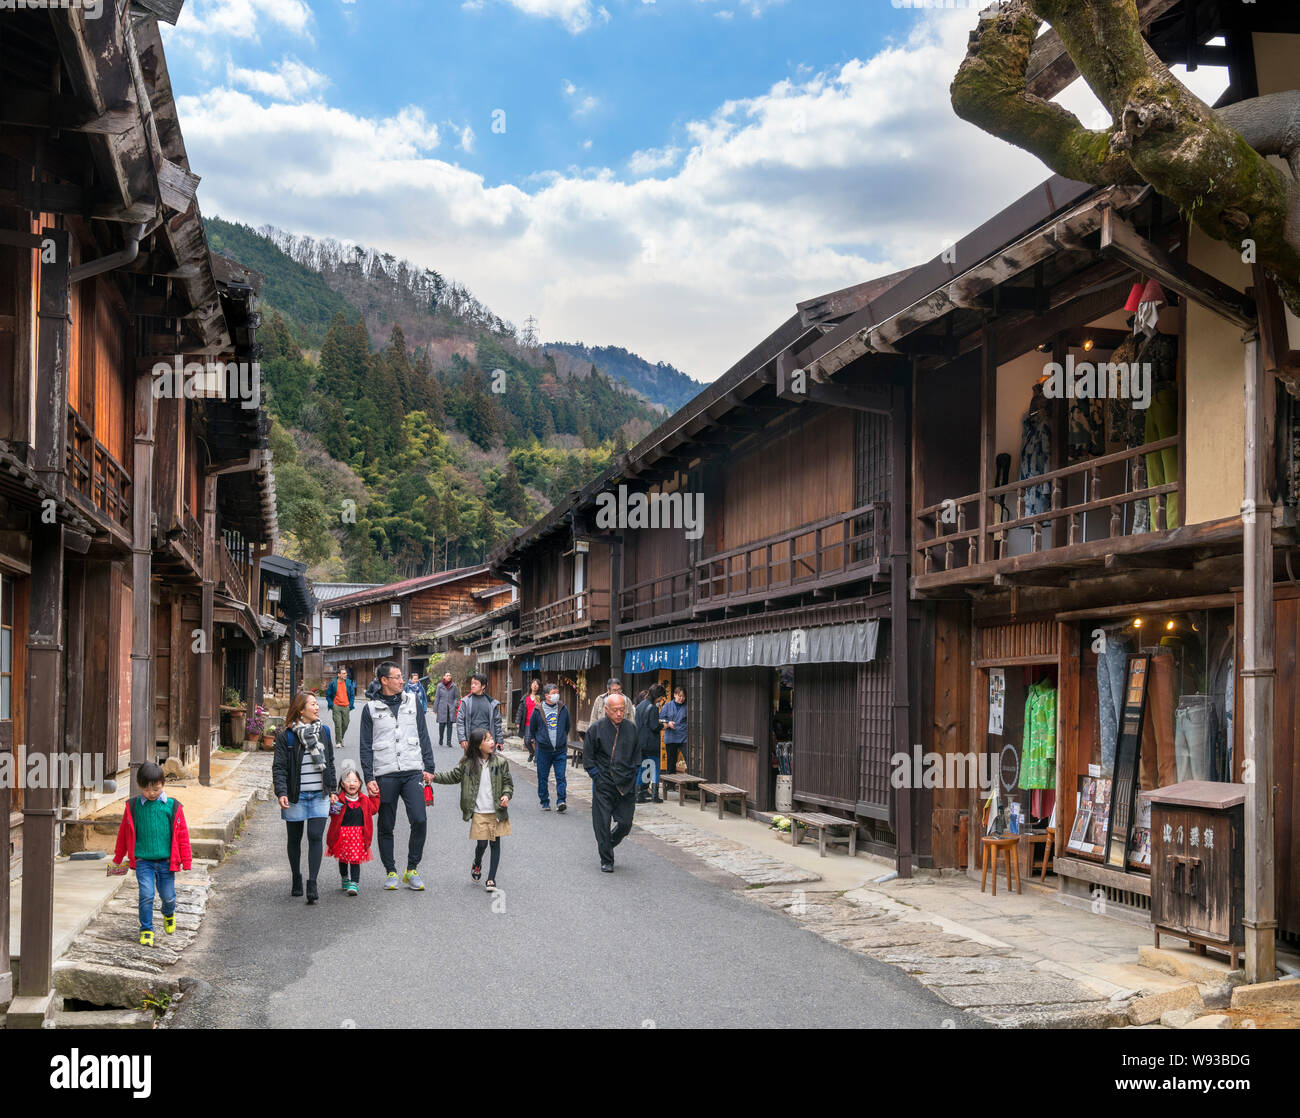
[172,709,969,1028]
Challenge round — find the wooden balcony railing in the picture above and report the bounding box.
[181,511,203,571]
[695,501,888,609]
[915,436,1181,576]
[218,538,249,604]
[619,568,692,627]
[66,407,131,531]
[337,626,412,649]
[527,589,611,640]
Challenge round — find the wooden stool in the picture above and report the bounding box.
[980,835,1021,896]
[1026,829,1055,881]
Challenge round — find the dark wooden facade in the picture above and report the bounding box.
[0,5,276,1024]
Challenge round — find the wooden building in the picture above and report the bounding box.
[0,3,277,1025]
[324,565,511,688]
[790,3,1300,963]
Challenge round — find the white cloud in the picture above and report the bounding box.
[460,125,478,153]
[226,57,328,101]
[561,80,601,119]
[627,145,681,175]
[176,12,1125,378]
[170,0,314,41]
[469,0,602,34]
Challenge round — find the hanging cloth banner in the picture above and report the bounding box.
[520,657,540,671]
[624,642,698,674]
[699,621,879,669]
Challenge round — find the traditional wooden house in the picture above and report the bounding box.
[792,4,1300,970]
[259,555,314,704]
[325,565,510,687]
[0,2,276,1024]
[303,582,381,685]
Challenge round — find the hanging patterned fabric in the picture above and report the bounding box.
[1019,390,1052,517]
[1021,677,1057,790]
[1107,334,1149,534]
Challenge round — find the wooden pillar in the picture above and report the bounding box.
[977,328,997,564]
[608,536,623,681]
[1241,327,1277,984]
[65,559,86,800]
[10,227,72,1026]
[129,359,156,794]
[197,473,217,785]
[891,381,914,877]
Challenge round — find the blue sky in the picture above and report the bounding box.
[161,1,1228,378]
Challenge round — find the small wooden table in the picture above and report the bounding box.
[980,835,1021,896]
[1026,828,1055,881]
[789,812,858,858]
[699,782,747,820]
[568,743,584,768]
[660,773,704,806]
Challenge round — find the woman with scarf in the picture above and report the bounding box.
[272,691,338,904]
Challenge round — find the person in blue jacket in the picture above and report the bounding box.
[528,681,571,813]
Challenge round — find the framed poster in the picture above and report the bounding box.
[988,668,1005,736]
[1106,653,1151,870]
[1066,775,1113,858]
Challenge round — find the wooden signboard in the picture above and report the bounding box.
[1106,653,1151,870]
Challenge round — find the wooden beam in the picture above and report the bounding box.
[1100,207,1255,327]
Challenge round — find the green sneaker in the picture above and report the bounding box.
[402,869,425,891]
[384,871,399,890]
[344,880,359,896]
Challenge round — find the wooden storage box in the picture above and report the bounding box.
[1143,781,1245,969]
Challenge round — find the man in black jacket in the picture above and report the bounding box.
[585,693,638,872]
[635,684,665,803]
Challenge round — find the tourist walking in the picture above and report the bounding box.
[457,672,504,752]
[586,693,638,873]
[272,692,338,905]
[515,676,542,762]
[327,760,380,896]
[110,760,192,946]
[434,729,513,892]
[328,666,355,746]
[528,681,570,812]
[433,671,460,749]
[405,671,429,714]
[360,661,436,891]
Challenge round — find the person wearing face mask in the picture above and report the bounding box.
[528,682,571,813]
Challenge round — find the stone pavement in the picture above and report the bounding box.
[503,737,1300,1029]
[4,749,273,1027]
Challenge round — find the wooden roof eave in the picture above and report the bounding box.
[798,183,1149,379]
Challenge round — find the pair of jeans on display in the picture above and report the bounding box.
[1139,648,1178,790]
[1174,695,1214,782]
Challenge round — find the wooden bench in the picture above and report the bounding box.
[789,812,858,857]
[568,742,584,768]
[698,782,747,819]
[660,773,705,806]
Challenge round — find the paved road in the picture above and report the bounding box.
[173,710,968,1028]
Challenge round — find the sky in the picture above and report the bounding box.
[160,0,1229,382]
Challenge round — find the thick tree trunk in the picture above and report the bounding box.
[952,0,1300,314]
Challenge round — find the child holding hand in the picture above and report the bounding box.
[433,729,513,891]
[327,760,380,895]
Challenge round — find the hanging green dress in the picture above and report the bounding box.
[1021,678,1057,790]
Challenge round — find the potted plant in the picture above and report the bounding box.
[247,704,269,745]
[261,713,281,750]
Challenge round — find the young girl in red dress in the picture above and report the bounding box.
[327,760,380,896]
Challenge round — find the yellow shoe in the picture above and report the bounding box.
[163,915,176,935]
[139,930,154,947]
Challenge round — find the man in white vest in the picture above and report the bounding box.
[361,661,436,890]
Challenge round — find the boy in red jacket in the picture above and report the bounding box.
[111,761,193,946]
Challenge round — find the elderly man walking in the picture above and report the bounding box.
[360,661,436,891]
[585,693,639,873]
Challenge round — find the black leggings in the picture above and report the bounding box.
[338,862,361,882]
[474,838,501,880]
[286,819,325,883]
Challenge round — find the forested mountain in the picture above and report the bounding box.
[545,342,704,414]
[205,218,670,583]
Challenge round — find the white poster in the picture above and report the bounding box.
[988,668,1005,736]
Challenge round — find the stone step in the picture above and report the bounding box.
[53,960,180,1010]
[53,1008,156,1030]
[189,837,226,861]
